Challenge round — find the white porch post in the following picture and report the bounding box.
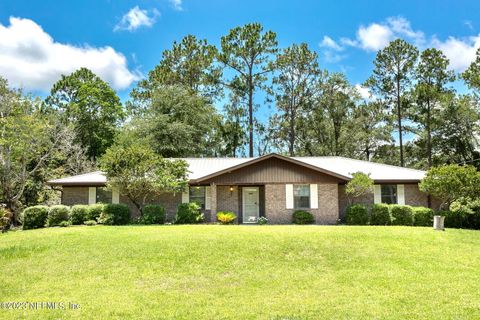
[210,183,217,223]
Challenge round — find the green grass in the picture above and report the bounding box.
[1,225,480,319]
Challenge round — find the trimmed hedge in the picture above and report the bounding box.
[22,205,48,230]
[441,210,466,229]
[370,204,391,225]
[292,210,314,224]
[390,205,414,226]
[346,204,369,225]
[47,205,70,227]
[413,207,434,227]
[175,203,204,224]
[98,204,130,225]
[87,204,105,222]
[140,205,166,224]
[70,205,89,225]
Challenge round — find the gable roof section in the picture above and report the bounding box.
[47,154,426,186]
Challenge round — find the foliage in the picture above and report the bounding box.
[462,47,480,92]
[21,205,49,230]
[257,216,268,225]
[70,205,89,225]
[292,210,314,225]
[390,205,414,226]
[438,210,466,229]
[345,204,369,225]
[98,204,131,225]
[419,164,480,209]
[87,204,105,222]
[216,211,237,225]
[175,203,204,224]
[450,198,480,230]
[0,208,12,233]
[47,205,71,227]
[412,207,434,227]
[59,220,71,227]
[344,172,374,203]
[100,144,188,213]
[84,220,97,226]
[370,204,391,225]
[139,205,166,225]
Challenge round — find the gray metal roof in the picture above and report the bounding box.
[47,154,426,185]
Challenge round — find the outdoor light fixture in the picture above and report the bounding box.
[229,186,234,193]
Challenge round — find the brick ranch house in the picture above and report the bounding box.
[47,153,436,224]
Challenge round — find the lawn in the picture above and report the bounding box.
[1,225,480,319]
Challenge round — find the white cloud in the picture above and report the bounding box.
[114,6,159,32]
[356,23,393,51]
[169,0,183,11]
[355,84,372,100]
[0,17,140,91]
[319,36,343,51]
[431,35,480,72]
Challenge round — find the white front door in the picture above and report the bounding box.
[242,187,259,223]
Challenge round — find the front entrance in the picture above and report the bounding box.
[242,187,259,223]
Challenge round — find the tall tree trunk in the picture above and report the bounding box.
[248,70,254,158]
[396,78,404,167]
[426,99,432,168]
[289,107,296,156]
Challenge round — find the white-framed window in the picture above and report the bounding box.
[189,186,206,210]
[293,184,310,209]
[96,187,112,203]
[381,185,397,204]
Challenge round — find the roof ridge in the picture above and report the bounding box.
[329,156,426,173]
[50,170,103,181]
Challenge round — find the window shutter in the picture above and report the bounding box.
[374,185,381,204]
[397,184,405,205]
[88,187,96,205]
[285,184,294,209]
[310,184,318,209]
[112,188,120,204]
[205,186,211,210]
[182,188,190,204]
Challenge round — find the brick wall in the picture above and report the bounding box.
[217,186,240,214]
[338,184,374,220]
[62,187,89,206]
[264,183,339,225]
[121,192,182,221]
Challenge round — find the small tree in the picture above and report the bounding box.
[100,144,189,215]
[345,172,374,204]
[419,164,480,210]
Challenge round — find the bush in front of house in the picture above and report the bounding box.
[370,204,391,225]
[217,211,237,225]
[292,210,314,224]
[70,205,89,225]
[98,204,130,225]
[21,205,49,230]
[345,204,369,225]
[139,205,166,224]
[449,198,480,230]
[257,217,268,225]
[47,205,71,227]
[390,205,414,226]
[84,220,97,226]
[439,210,466,229]
[59,220,71,227]
[87,203,105,222]
[413,207,434,227]
[175,203,204,224]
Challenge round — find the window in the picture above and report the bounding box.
[381,185,397,204]
[189,186,206,210]
[96,187,112,204]
[293,184,310,209]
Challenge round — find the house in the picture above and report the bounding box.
[47,153,435,224]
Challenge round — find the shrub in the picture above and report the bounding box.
[175,203,204,224]
[390,205,414,226]
[450,198,480,230]
[413,207,434,227]
[345,204,369,225]
[370,204,391,225]
[139,205,166,224]
[292,210,314,225]
[87,203,105,222]
[440,210,466,229]
[47,205,70,227]
[84,220,97,226]
[217,211,237,225]
[258,217,268,225]
[70,205,89,225]
[0,208,12,233]
[21,205,48,230]
[98,204,130,225]
[59,220,71,227]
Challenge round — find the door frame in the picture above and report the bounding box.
[242,186,260,223]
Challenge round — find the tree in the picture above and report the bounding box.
[0,78,65,222]
[366,39,419,167]
[345,172,374,204]
[413,48,455,167]
[419,164,480,210]
[270,43,320,156]
[219,96,248,157]
[100,144,188,214]
[46,68,124,160]
[219,23,278,157]
[462,47,480,92]
[132,85,220,157]
[130,35,221,110]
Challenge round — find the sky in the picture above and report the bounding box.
[1,0,480,116]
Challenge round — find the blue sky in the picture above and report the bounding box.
[0,0,479,111]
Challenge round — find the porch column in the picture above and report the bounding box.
[210,183,217,223]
